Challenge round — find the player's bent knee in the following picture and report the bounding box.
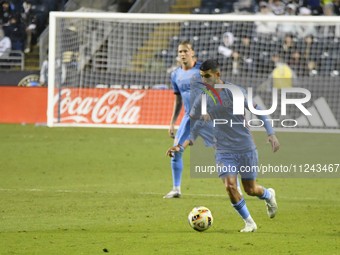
[244,186,255,196]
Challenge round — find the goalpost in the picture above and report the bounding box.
[48,12,340,132]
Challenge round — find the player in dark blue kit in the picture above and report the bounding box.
[167,59,279,232]
[164,42,243,199]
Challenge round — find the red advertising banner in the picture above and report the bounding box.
[0,87,47,124]
[0,87,184,126]
[53,88,184,126]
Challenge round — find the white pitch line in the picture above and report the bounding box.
[139,192,340,201]
[0,188,117,194]
[1,188,338,201]
[141,192,227,197]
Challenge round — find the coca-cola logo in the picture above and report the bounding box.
[53,89,146,124]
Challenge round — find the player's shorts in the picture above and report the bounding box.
[215,149,258,180]
[175,115,214,147]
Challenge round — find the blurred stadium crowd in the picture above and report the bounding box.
[160,0,340,77]
[1,0,340,78]
[0,0,61,53]
[192,0,339,15]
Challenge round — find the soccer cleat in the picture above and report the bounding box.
[240,222,257,232]
[163,190,181,199]
[265,188,278,218]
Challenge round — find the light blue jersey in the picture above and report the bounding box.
[171,62,203,115]
[189,82,275,154]
[172,62,214,147]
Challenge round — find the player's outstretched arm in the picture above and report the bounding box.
[166,94,202,157]
[175,96,203,148]
[250,104,280,153]
[169,94,182,138]
[267,134,280,153]
[166,113,199,157]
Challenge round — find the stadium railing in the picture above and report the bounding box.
[0,50,25,70]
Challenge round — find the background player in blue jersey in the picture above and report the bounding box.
[164,41,213,198]
[167,59,280,232]
[164,42,242,199]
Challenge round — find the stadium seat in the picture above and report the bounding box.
[220,0,235,12]
[212,8,222,14]
[210,21,220,29]
[209,36,220,48]
[169,36,180,50]
[197,21,211,35]
[197,50,215,61]
[201,0,220,9]
[319,51,336,75]
[220,22,232,33]
[191,7,201,14]
[328,37,339,52]
[254,34,273,50]
[259,51,271,62]
[161,49,176,67]
[211,7,232,14]
[219,7,232,13]
[268,36,281,51]
[191,36,202,51]
[196,35,218,51]
[180,21,196,38]
[332,38,340,52]
[199,7,211,14]
[191,7,212,14]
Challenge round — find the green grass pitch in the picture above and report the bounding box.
[0,124,339,254]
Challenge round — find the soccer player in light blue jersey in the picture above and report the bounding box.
[167,59,279,232]
[164,42,243,199]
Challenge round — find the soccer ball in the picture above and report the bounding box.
[188,206,213,232]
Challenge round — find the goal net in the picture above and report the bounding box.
[48,12,340,132]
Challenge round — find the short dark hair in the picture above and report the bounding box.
[200,59,220,73]
[178,41,194,51]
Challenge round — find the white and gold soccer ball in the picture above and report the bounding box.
[188,206,213,232]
